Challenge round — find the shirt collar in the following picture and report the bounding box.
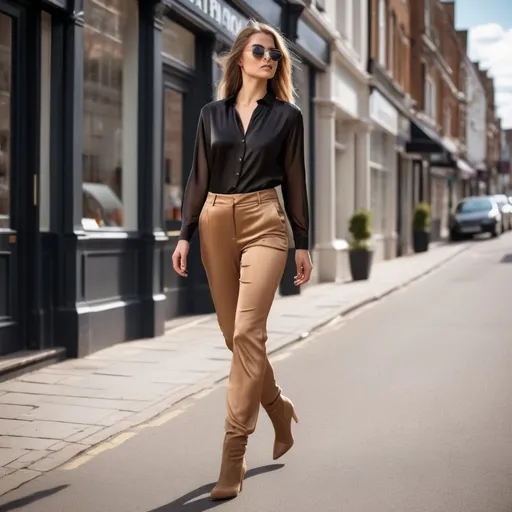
[225,89,275,106]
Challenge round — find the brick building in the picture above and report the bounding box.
[478,69,501,193]
[406,0,475,240]
[368,0,414,257]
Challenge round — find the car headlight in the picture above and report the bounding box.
[488,210,499,218]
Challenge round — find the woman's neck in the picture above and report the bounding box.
[236,79,268,106]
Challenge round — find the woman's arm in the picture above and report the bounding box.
[281,107,310,250]
[179,108,210,242]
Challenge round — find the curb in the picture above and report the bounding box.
[0,243,470,497]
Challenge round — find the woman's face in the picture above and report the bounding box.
[238,32,280,81]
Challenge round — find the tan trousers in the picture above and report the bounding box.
[199,189,289,436]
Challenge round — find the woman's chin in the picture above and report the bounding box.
[248,70,275,80]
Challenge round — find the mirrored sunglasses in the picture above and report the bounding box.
[251,44,283,62]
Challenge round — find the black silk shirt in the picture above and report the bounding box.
[179,91,310,250]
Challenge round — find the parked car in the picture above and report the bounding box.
[449,195,501,241]
[493,194,512,231]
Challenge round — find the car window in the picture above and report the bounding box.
[455,197,493,213]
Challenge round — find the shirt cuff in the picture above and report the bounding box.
[294,234,309,250]
[179,223,197,242]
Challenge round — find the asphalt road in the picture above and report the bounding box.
[1,234,512,512]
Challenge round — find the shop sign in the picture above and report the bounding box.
[370,89,398,136]
[187,0,249,38]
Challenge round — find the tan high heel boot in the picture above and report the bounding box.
[264,394,299,460]
[210,431,248,501]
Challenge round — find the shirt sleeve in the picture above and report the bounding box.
[282,107,310,250]
[179,108,210,242]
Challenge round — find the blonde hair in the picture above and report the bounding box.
[216,20,295,103]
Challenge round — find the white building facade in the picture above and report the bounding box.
[466,59,487,191]
[312,0,371,282]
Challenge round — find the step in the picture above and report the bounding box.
[0,348,67,383]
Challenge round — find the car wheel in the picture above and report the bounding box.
[492,225,500,238]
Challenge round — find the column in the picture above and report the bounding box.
[313,98,338,282]
[52,1,86,357]
[355,123,371,210]
[386,134,398,258]
[137,0,167,338]
[335,124,355,240]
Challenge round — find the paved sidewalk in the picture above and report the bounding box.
[0,241,469,495]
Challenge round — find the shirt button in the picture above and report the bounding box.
[241,138,245,143]
[236,173,240,176]
[239,157,242,162]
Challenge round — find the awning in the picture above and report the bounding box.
[406,119,445,154]
[456,159,476,179]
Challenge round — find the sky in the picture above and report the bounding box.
[455,0,512,128]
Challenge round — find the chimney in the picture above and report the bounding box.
[443,1,455,26]
[457,29,468,51]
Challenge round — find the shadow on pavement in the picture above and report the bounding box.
[0,485,69,511]
[147,464,284,511]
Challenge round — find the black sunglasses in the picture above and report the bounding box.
[251,44,282,62]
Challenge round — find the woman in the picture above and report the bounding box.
[172,20,312,501]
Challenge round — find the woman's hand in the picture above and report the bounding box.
[172,240,190,277]
[294,249,313,286]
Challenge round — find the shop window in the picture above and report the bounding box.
[0,14,11,229]
[162,19,195,69]
[40,12,51,232]
[163,88,184,226]
[370,131,388,235]
[82,0,139,230]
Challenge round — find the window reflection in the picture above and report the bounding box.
[164,88,183,224]
[162,19,195,69]
[0,14,11,229]
[82,0,126,229]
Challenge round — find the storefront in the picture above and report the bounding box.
[160,0,329,305]
[395,113,413,257]
[0,0,330,369]
[369,89,398,262]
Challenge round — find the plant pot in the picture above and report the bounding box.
[349,249,373,281]
[413,230,429,253]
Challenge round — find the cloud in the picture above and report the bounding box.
[469,23,512,128]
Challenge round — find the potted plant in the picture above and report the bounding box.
[413,202,430,253]
[348,209,373,281]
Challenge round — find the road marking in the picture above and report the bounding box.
[61,432,137,470]
[137,408,186,429]
[192,387,216,400]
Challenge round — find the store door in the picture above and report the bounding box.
[162,68,194,318]
[0,7,22,355]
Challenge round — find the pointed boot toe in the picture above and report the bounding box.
[210,433,247,501]
[265,395,298,460]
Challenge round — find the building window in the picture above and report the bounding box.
[82,0,139,230]
[425,73,437,121]
[162,19,195,69]
[378,0,387,67]
[425,0,431,34]
[388,11,395,76]
[337,0,348,41]
[444,102,451,136]
[352,0,361,56]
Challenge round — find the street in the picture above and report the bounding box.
[0,234,511,512]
